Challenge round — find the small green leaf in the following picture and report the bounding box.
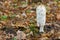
[13,37,17,40]
[1,15,7,20]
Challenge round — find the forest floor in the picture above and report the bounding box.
[0,22,60,40]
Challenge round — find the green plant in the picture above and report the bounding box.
[26,9,31,13]
[29,24,39,37]
[13,5,19,9]
[1,15,8,20]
